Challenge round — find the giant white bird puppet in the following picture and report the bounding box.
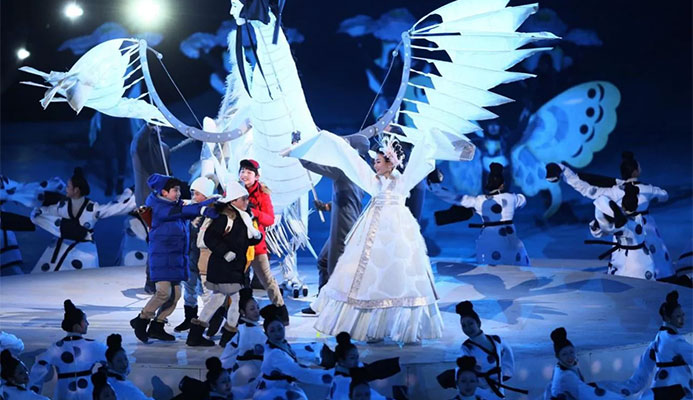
[21,0,557,289]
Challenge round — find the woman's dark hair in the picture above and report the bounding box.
[622,183,640,213]
[0,350,20,381]
[620,151,639,180]
[106,334,124,363]
[335,332,357,361]
[455,301,481,326]
[659,290,681,320]
[91,366,111,400]
[485,162,504,192]
[61,299,85,332]
[70,167,90,196]
[238,288,255,315]
[455,356,478,380]
[205,357,225,386]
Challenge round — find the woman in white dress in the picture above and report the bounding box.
[287,132,445,344]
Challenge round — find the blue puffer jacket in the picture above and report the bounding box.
[146,174,216,282]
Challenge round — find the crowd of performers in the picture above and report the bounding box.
[0,132,692,399]
[0,290,690,399]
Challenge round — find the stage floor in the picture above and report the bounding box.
[1,259,691,399]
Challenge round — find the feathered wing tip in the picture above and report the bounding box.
[19,39,173,127]
[368,0,558,157]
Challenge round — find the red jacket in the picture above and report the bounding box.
[247,181,274,255]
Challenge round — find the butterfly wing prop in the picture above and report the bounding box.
[511,81,621,217]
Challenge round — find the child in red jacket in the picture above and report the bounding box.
[239,159,288,325]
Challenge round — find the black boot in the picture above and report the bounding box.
[206,306,226,337]
[174,305,197,332]
[130,315,150,344]
[277,304,290,326]
[219,327,237,348]
[186,321,214,347]
[147,320,175,341]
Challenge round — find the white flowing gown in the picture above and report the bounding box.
[288,131,448,343]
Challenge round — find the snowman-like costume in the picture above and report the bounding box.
[460,334,517,399]
[460,192,529,266]
[589,196,655,280]
[30,189,136,272]
[28,334,107,400]
[559,165,672,279]
[220,318,265,387]
[107,371,154,400]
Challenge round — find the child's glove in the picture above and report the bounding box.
[202,206,219,219]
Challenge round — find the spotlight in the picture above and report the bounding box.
[64,2,84,20]
[127,0,167,27]
[16,48,30,60]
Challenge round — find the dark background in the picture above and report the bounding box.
[1,0,691,268]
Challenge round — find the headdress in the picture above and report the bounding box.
[369,134,405,169]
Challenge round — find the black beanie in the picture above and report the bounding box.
[260,304,283,331]
[0,350,20,381]
[620,151,639,180]
[455,301,481,326]
[659,290,681,320]
[61,299,85,332]
[550,327,574,356]
[485,163,504,192]
[70,167,90,196]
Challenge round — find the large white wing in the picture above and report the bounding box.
[352,0,558,160]
[20,39,171,127]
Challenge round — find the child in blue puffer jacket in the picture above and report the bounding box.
[130,174,218,343]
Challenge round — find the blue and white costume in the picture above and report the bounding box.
[461,334,516,399]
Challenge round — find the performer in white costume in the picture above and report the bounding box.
[588,188,656,280]
[253,305,333,400]
[546,327,623,400]
[288,133,445,343]
[430,163,529,266]
[449,356,489,400]
[220,289,265,387]
[547,151,673,280]
[456,301,519,399]
[30,168,136,272]
[616,290,692,399]
[104,334,153,400]
[28,300,107,400]
[324,332,399,400]
[1,350,50,400]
